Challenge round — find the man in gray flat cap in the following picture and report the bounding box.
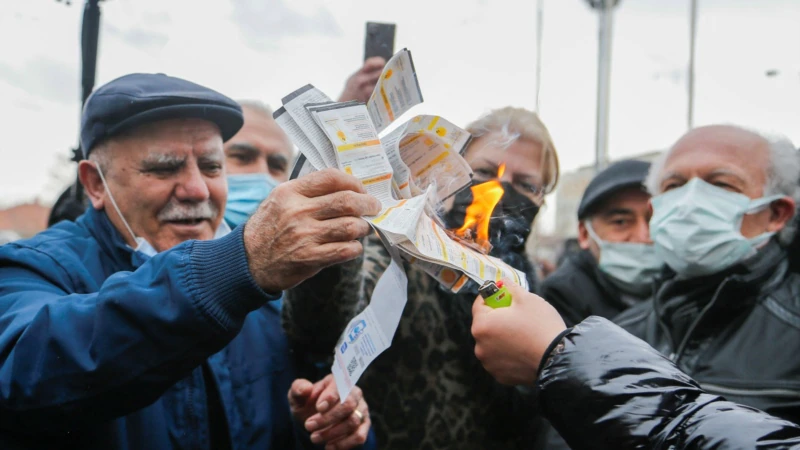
[0,73,380,449]
[541,159,659,327]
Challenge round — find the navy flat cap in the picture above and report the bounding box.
[80,73,243,157]
[577,159,651,220]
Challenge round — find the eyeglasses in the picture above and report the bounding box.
[472,168,546,199]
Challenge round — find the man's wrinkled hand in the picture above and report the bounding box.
[243,168,381,293]
[471,280,567,385]
[289,375,371,450]
[338,57,386,103]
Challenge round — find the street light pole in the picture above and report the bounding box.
[81,0,101,107]
[534,0,544,113]
[590,0,620,173]
[687,0,698,130]
[48,0,104,226]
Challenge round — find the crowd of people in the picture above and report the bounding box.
[1,53,800,450]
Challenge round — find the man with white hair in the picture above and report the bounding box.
[615,124,800,425]
[0,73,380,449]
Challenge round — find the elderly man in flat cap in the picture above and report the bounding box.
[0,73,380,449]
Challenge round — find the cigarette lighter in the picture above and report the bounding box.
[479,280,512,308]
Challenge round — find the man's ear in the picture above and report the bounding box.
[78,160,106,210]
[577,221,591,250]
[767,196,797,234]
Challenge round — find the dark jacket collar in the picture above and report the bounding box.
[77,207,140,270]
[654,239,788,340]
[572,250,638,309]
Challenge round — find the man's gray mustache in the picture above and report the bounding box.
[157,200,218,221]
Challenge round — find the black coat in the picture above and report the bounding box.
[615,240,800,425]
[541,250,639,327]
[538,317,800,449]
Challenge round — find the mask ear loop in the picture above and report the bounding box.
[745,195,784,215]
[584,220,604,246]
[737,195,783,234]
[94,163,138,245]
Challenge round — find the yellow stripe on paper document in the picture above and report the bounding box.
[362,173,393,185]
[429,219,448,260]
[415,152,449,177]
[337,139,382,152]
[370,199,408,225]
[380,86,394,121]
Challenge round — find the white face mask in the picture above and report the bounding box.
[94,164,229,258]
[585,221,662,295]
[650,178,781,278]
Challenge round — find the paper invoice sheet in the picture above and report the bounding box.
[331,258,408,402]
[367,49,423,134]
[281,84,338,169]
[381,115,473,202]
[307,102,395,204]
[274,106,326,171]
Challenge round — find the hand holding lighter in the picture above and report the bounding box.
[479,280,512,308]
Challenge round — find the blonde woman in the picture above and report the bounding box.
[284,107,560,449]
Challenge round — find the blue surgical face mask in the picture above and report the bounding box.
[585,221,662,296]
[650,178,781,278]
[224,173,279,227]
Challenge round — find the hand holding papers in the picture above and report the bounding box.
[276,49,529,399]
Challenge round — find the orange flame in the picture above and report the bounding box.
[454,164,505,250]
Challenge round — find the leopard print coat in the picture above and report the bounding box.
[283,237,547,449]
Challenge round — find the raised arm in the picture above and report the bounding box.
[0,229,270,433]
[540,317,800,450]
[0,169,381,435]
[471,284,800,450]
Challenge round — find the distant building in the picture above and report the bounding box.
[0,202,50,241]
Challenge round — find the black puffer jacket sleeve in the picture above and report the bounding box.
[537,316,800,450]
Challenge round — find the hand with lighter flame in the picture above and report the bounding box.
[471,279,566,385]
[284,107,561,449]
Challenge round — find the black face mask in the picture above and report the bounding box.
[443,181,540,291]
[443,181,540,249]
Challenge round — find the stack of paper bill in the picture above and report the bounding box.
[274,49,528,399]
[275,49,527,291]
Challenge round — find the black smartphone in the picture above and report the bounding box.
[364,22,396,61]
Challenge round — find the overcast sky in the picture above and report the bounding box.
[1,0,798,221]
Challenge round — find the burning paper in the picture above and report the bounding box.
[452,164,507,253]
[274,48,528,401]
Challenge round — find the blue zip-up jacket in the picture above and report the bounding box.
[0,207,375,449]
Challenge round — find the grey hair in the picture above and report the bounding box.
[645,126,800,245]
[88,142,112,173]
[466,107,560,194]
[236,99,299,158]
[238,100,273,117]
